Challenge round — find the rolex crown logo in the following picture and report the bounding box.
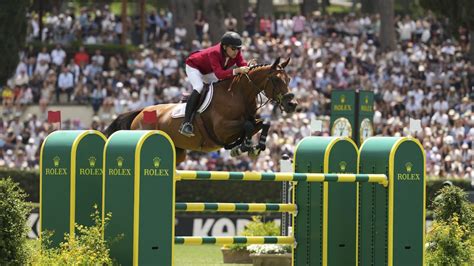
[117,157,124,168]
[88,156,96,167]
[405,162,413,173]
[339,161,347,172]
[153,157,161,168]
[340,95,346,104]
[53,156,60,167]
[365,96,369,104]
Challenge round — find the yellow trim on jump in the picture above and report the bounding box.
[132,131,177,266]
[70,130,107,240]
[38,131,53,241]
[388,137,426,266]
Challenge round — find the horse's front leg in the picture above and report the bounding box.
[230,120,257,157]
[248,122,270,159]
[240,120,255,152]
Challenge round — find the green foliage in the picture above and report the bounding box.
[29,206,115,265]
[0,168,40,202]
[242,216,280,237]
[0,178,32,265]
[419,0,474,28]
[27,41,138,58]
[226,216,280,251]
[426,178,472,211]
[426,186,474,264]
[432,186,474,229]
[0,0,28,86]
[426,215,473,265]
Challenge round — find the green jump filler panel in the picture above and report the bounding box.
[358,137,425,266]
[103,130,175,266]
[40,130,106,247]
[293,137,358,266]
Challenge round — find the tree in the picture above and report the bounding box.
[226,0,249,33]
[169,0,196,48]
[420,0,474,63]
[121,0,128,45]
[398,0,413,15]
[361,0,378,14]
[301,0,319,17]
[0,0,28,86]
[321,0,330,15]
[203,0,226,43]
[379,0,396,51]
[256,0,273,19]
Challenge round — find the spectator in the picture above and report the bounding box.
[224,13,238,32]
[57,66,74,102]
[243,7,257,36]
[51,44,67,67]
[1,10,471,181]
[74,45,90,66]
[147,10,159,41]
[194,10,206,43]
[91,49,105,67]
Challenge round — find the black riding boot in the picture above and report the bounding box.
[179,90,201,137]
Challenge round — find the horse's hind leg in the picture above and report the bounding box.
[175,148,187,165]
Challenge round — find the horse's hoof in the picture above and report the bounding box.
[230,147,241,157]
[248,148,261,159]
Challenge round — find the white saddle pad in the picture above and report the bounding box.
[171,84,214,118]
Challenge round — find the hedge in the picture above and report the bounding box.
[26,41,138,59]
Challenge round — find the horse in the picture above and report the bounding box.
[104,57,297,164]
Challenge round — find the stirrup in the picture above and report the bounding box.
[179,122,195,137]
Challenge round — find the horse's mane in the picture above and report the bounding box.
[249,63,271,71]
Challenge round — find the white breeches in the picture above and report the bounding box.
[185,64,218,93]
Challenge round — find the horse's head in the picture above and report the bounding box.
[259,58,297,113]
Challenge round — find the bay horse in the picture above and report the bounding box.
[104,57,297,164]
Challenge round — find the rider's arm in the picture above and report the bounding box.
[209,51,234,79]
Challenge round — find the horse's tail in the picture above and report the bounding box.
[103,109,143,137]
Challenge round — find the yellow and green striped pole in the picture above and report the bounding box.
[176,171,388,187]
[175,236,295,245]
[175,202,297,213]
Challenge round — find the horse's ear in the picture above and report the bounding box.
[280,58,291,68]
[271,57,281,69]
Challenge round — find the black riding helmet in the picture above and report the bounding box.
[220,31,243,48]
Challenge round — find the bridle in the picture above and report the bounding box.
[243,69,288,111]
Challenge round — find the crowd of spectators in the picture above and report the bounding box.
[0,6,472,182]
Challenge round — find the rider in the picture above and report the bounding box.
[179,31,252,137]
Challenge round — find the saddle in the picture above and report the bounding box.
[171,83,213,118]
[180,83,211,106]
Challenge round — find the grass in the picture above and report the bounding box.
[27,240,251,265]
[174,245,251,266]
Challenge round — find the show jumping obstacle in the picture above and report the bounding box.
[40,130,425,266]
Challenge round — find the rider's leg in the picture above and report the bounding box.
[179,89,200,137]
[180,65,204,137]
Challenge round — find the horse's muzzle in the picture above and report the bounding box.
[282,93,297,113]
